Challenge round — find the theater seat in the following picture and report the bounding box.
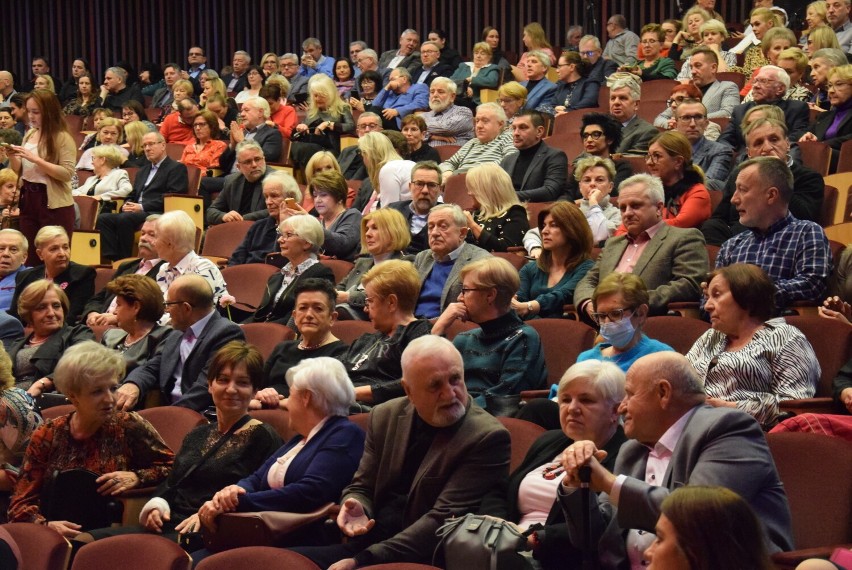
[1,522,71,570]
[196,547,320,570]
[72,534,190,570]
[497,416,546,472]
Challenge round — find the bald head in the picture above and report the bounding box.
[0,71,13,95]
[171,274,214,310]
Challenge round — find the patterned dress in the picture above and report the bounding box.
[0,388,42,467]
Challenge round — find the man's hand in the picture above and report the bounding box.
[253,388,281,409]
[841,387,852,413]
[87,312,118,327]
[221,211,244,223]
[328,559,358,570]
[122,201,143,213]
[560,440,614,493]
[115,383,140,411]
[381,108,399,120]
[337,498,375,537]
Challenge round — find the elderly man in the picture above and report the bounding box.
[299,37,335,78]
[656,47,740,128]
[0,229,28,312]
[607,74,658,156]
[207,141,272,225]
[97,132,189,261]
[159,98,199,145]
[522,51,557,111]
[717,66,810,151]
[185,46,208,79]
[84,215,165,327]
[420,78,473,147]
[408,41,453,86]
[0,71,16,108]
[714,157,831,308]
[386,161,443,254]
[292,335,510,569]
[574,174,708,317]
[379,29,422,72]
[579,36,619,85]
[565,25,584,52]
[500,110,568,202]
[702,118,826,245]
[337,112,383,181]
[97,66,144,113]
[371,67,429,129]
[674,99,732,190]
[413,204,491,318]
[116,274,243,411]
[828,0,852,53]
[279,53,309,105]
[438,102,516,180]
[602,15,640,67]
[223,51,251,93]
[356,49,389,83]
[558,352,794,568]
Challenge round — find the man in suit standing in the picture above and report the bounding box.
[387,161,443,255]
[96,131,189,262]
[608,74,658,156]
[116,274,243,411]
[674,99,732,190]
[293,335,510,569]
[500,110,568,202]
[413,204,491,318]
[206,141,272,225]
[559,352,794,569]
[84,215,165,327]
[574,174,708,317]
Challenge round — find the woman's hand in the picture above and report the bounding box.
[26,377,53,398]
[463,210,481,236]
[349,98,364,112]
[210,485,245,512]
[253,387,281,409]
[48,520,83,538]
[175,512,201,535]
[799,132,818,143]
[511,297,536,317]
[336,290,350,303]
[314,121,332,135]
[143,508,169,533]
[8,145,39,164]
[588,188,603,207]
[86,312,119,327]
[818,305,852,325]
[295,123,309,134]
[431,301,469,336]
[198,500,222,531]
[96,471,140,495]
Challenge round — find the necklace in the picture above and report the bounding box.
[298,334,331,350]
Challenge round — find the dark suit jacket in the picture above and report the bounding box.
[82,257,165,319]
[691,136,733,189]
[206,167,273,225]
[810,105,852,161]
[559,406,794,569]
[338,145,367,180]
[574,224,708,314]
[244,262,335,325]
[587,58,619,85]
[219,125,284,172]
[500,142,568,202]
[615,115,658,156]
[11,262,96,324]
[413,242,492,312]
[222,73,248,94]
[718,99,810,151]
[550,77,600,111]
[124,310,245,411]
[8,325,94,381]
[130,156,189,213]
[386,200,429,254]
[343,398,510,564]
[98,84,145,113]
[409,64,454,86]
[0,310,23,350]
[378,50,421,73]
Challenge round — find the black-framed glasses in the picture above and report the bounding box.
[645,152,667,164]
[666,96,687,106]
[581,131,605,140]
[460,287,487,295]
[590,308,634,324]
[677,114,706,123]
[164,300,191,308]
[411,180,440,190]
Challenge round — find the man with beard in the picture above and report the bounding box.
[500,110,568,202]
[420,78,473,148]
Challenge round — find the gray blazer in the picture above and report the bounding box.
[559,405,795,569]
[500,142,568,202]
[615,115,658,156]
[574,224,708,314]
[692,136,733,190]
[653,80,741,128]
[413,242,492,312]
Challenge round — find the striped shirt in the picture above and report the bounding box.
[439,129,516,175]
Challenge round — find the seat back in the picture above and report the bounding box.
[196,547,320,570]
[527,319,598,386]
[717,71,745,90]
[138,407,207,452]
[497,416,546,472]
[767,432,852,548]
[331,320,376,345]
[443,319,479,341]
[436,144,461,162]
[220,263,280,312]
[241,322,296,360]
[72,534,191,570]
[492,251,526,271]
[75,195,100,231]
[543,133,584,167]
[1,522,71,570]
[249,409,296,441]
[642,316,710,355]
[443,173,473,210]
[798,140,831,176]
[165,143,187,162]
[823,185,839,227]
[319,259,355,284]
[784,316,852,397]
[41,404,75,421]
[94,265,116,295]
[201,220,255,263]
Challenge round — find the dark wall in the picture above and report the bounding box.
[2,0,750,84]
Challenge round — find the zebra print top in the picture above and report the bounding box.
[685,317,820,428]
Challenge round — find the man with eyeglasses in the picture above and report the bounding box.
[279,53,309,105]
[580,35,619,85]
[409,41,453,86]
[223,51,251,94]
[337,112,383,181]
[717,66,809,151]
[0,228,28,312]
[564,112,634,200]
[206,140,273,226]
[116,273,243,412]
[500,110,568,202]
[674,99,732,190]
[420,77,473,147]
[185,47,207,80]
[574,174,707,320]
[97,132,189,261]
[602,15,640,68]
[386,161,444,254]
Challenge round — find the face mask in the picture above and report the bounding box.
[599,317,636,349]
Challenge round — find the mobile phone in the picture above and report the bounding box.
[285,198,298,209]
[0,142,10,148]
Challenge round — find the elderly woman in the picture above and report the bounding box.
[800,64,852,171]
[686,263,820,428]
[742,27,797,100]
[234,66,266,105]
[480,359,627,570]
[198,357,364,548]
[513,202,595,319]
[463,163,528,252]
[7,280,94,398]
[75,117,129,171]
[676,20,736,80]
[359,131,415,212]
[450,42,501,106]
[10,226,96,324]
[73,145,132,201]
[101,274,178,376]
[809,48,848,110]
[83,341,281,547]
[229,171,302,266]
[801,1,829,47]
[62,72,97,117]
[547,51,599,115]
[300,151,356,211]
[341,260,431,407]
[644,487,775,570]
[291,74,355,167]
[0,346,42,493]
[497,81,528,125]
[8,341,173,537]
[621,24,677,81]
[306,170,361,261]
[180,109,227,176]
[348,70,383,112]
[244,215,335,325]
[336,208,412,320]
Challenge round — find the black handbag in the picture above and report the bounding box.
[435,514,534,570]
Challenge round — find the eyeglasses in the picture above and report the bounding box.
[356,123,381,131]
[192,122,209,128]
[188,51,204,57]
[645,152,667,164]
[666,96,687,106]
[581,131,605,140]
[752,78,780,86]
[580,50,598,57]
[460,287,487,295]
[640,39,659,45]
[677,114,706,123]
[828,81,851,90]
[411,180,440,189]
[590,308,634,324]
[276,230,300,239]
[164,300,191,308]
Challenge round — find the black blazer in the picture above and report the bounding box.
[500,142,568,202]
[206,167,273,225]
[718,99,810,150]
[130,156,189,213]
[409,64,454,86]
[222,73,248,94]
[8,324,95,383]
[219,124,284,172]
[810,106,852,171]
[243,262,335,325]
[386,200,430,255]
[11,262,96,324]
[83,258,165,320]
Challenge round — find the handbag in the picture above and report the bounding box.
[435,514,534,570]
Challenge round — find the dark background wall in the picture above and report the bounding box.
[2,0,797,84]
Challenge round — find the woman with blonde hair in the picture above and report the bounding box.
[291,74,355,166]
[676,20,735,80]
[800,64,852,171]
[260,52,280,77]
[358,131,414,212]
[33,75,56,93]
[122,120,149,167]
[200,77,227,108]
[73,145,132,201]
[75,117,128,170]
[669,6,713,60]
[800,1,829,48]
[777,47,814,101]
[463,162,528,252]
[742,27,797,100]
[730,8,780,79]
[514,22,556,80]
[496,81,528,125]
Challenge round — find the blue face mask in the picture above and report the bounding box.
[599,317,636,349]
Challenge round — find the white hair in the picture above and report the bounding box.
[286,357,355,416]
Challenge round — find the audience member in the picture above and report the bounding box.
[580,35,619,84]
[515,23,558,81]
[279,53,309,105]
[222,51,250,93]
[675,20,736,80]
[566,113,634,200]
[673,99,733,190]
[305,170,361,261]
[799,63,852,170]
[206,140,272,225]
[96,66,144,113]
[439,102,515,179]
[449,42,501,106]
[299,37,335,78]
[420,77,474,147]
[0,229,28,312]
[521,51,557,111]
[379,29,422,72]
[400,115,441,163]
[371,67,429,130]
[828,0,852,53]
[620,24,677,81]
[409,41,453,86]
[179,109,227,175]
[603,14,641,67]
[73,144,133,201]
[496,81,528,125]
[463,163,529,251]
[607,74,658,156]
[545,50,600,115]
[428,29,464,70]
[500,110,568,202]
[158,98,198,145]
[386,161,443,255]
